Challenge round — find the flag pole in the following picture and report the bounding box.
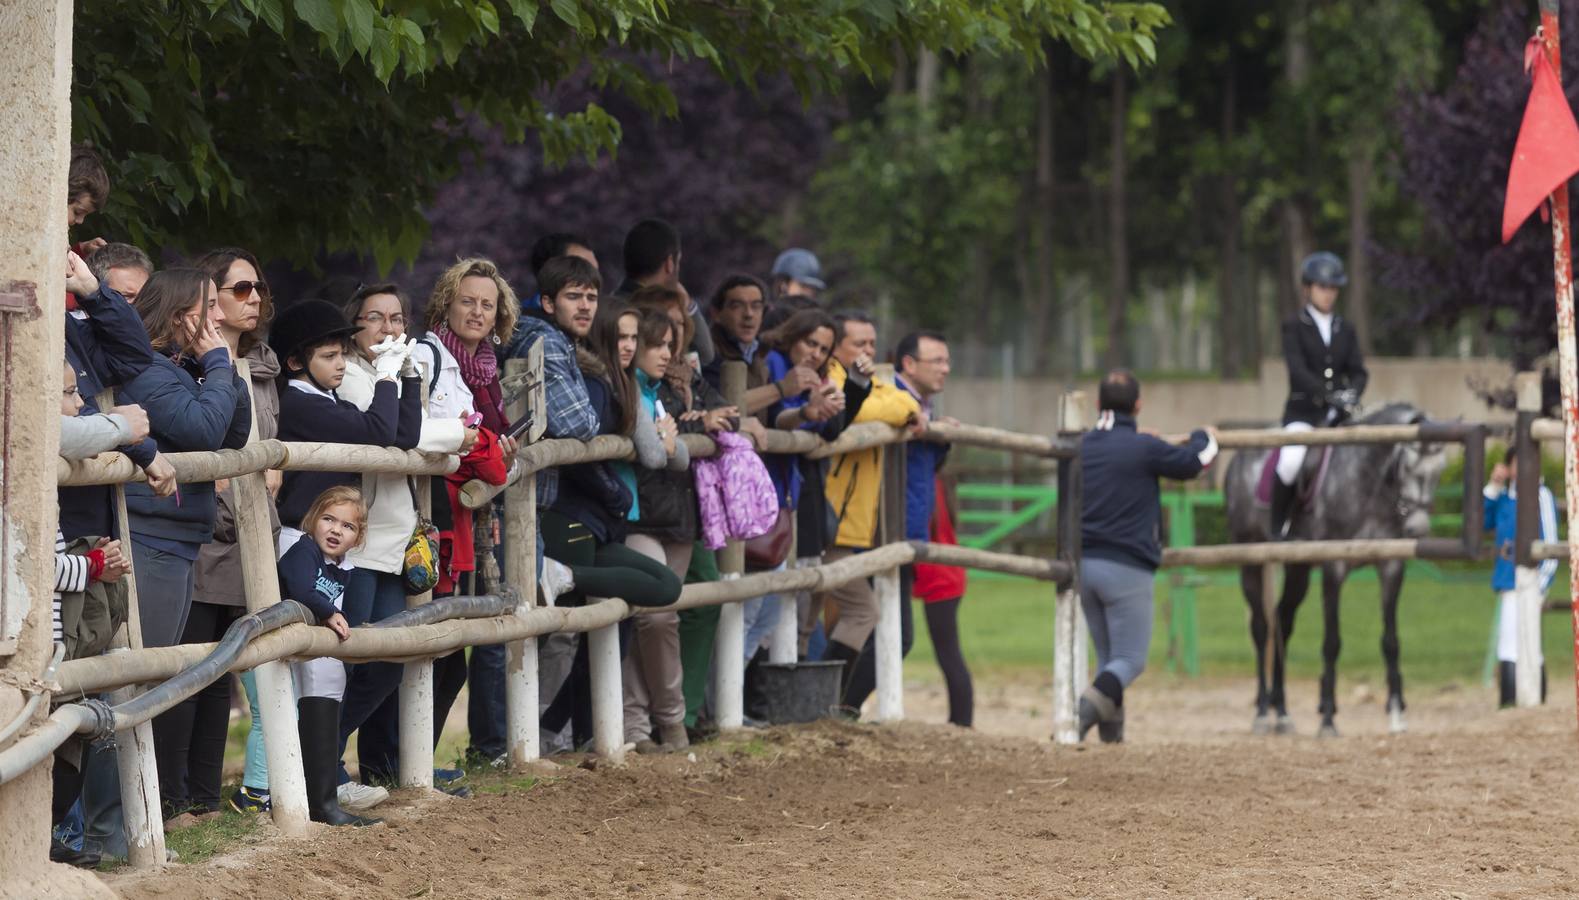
[1536,0,1579,731]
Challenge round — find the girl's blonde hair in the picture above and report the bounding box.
[300,485,368,551]
[424,257,519,342]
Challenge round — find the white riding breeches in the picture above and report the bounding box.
[1276,422,1314,486]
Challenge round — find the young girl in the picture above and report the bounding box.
[620,309,694,753]
[279,485,375,827]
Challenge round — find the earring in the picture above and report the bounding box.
[492,333,501,345]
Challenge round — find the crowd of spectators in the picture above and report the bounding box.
[45,147,971,866]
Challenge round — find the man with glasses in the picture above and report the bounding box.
[704,274,819,419]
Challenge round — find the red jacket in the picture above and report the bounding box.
[914,479,966,603]
[436,428,510,593]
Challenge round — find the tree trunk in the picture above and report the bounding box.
[1105,66,1129,369]
[1280,0,1314,315]
[1027,58,1059,375]
[915,49,940,109]
[1217,57,1243,379]
[1346,138,1375,355]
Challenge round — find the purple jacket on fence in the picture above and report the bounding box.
[694,431,778,550]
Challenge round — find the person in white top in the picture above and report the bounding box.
[331,282,473,800]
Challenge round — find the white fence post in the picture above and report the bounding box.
[769,519,800,665]
[227,364,310,834]
[1515,372,1545,708]
[588,619,624,760]
[873,570,904,722]
[399,466,436,789]
[1052,392,1086,745]
[100,388,171,865]
[714,361,748,731]
[504,350,544,766]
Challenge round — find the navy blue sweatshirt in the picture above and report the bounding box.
[278,533,348,622]
[117,347,251,554]
[60,286,160,540]
[551,375,633,543]
[1079,413,1216,571]
[275,375,420,528]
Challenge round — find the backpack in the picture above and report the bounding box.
[56,536,129,661]
[694,432,779,550]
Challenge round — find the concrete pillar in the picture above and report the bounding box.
[0,2,114,895]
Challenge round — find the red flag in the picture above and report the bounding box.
[1503,39,1579,244]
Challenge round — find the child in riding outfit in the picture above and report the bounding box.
[1484,448,1559,707]
[1272,251,1369,538]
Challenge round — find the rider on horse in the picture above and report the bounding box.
[1271,251,1369,538]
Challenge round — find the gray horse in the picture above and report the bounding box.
[1223,403,1447,736]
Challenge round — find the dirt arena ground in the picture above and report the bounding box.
[109,677,1579,899]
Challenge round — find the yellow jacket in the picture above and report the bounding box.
[824,360,920,549]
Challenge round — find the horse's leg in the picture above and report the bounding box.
[1273,564,1312,734]
[1317,564,1346,738]
[1243,565,1273,734]
[1378,560,1408,734]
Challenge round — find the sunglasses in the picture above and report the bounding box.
[219,280,271,301]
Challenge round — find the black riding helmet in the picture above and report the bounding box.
[1299,251,1348,288]
[268,299,361,379]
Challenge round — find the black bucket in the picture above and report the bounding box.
[756,661,845,724]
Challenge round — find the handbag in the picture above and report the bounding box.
[402,476,441,595]
[744,507,793,572]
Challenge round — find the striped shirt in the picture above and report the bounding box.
[53,530,92,643]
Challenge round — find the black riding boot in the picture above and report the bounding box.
[743,646,772,723]
[298,698,380,827]
[1498,662,1516,709]
[1270,478,1297,540]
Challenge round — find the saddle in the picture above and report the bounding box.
[1253,445,1332,512]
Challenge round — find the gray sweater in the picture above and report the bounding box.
[59,413,135,461]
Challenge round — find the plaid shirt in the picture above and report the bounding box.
[505,312,600,507]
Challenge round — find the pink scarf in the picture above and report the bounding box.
[436,324,505,429]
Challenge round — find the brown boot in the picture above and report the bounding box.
[658,723,689,751]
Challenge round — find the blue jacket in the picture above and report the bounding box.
[505,309,600,508]
[894,375,948,542]
[116,348,251,549]
[551,374,633,543]
[59,286,159,540]
[1484,484,1559,593]
[1080,413,1215,571]
[278,533,348,622]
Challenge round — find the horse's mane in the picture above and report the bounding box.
[1357,402,1425,426]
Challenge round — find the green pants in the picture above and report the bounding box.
[540,510,681,607]
[678,542,720,727]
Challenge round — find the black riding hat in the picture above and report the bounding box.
[1299,251,1348,288]
[268,299,361,372]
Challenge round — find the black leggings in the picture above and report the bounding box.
[540,510,682,607]
[923,598,973,727]
[155,601,241,814]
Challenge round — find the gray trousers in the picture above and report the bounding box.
[131,541,196,649]
[1079,556,1155,688]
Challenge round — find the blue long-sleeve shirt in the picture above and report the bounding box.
[1484,483,1559,593]
[1080,412,1218,571]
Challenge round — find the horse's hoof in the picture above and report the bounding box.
[1389,711,1408,735]
[1317,722,1340,739]
[1273,714,1295,736]
[1252,714,1272,736]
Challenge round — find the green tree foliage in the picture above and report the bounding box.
[73,0,1168,269]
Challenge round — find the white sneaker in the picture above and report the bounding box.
[337,781,389,811]
[539,558,575,605]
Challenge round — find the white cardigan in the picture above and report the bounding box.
[338,351,468,573]
[411,336,475,420]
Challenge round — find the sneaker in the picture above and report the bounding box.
[539,558,575,605]
[337,781,390,812]
[229,785,271,814]
[434,767,465,786]
[50,838,101,870]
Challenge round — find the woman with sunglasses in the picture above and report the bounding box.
[330,283,474,793]
[116,267,252,827]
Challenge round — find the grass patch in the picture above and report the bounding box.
[161,808,262,865]
[905,571,1575,689]
[470,773,542,796]
[717,735,773,758]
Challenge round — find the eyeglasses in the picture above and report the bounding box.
[356,312,406,328]
[219,280,271,301]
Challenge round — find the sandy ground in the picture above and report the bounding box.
[107,676,1579,899]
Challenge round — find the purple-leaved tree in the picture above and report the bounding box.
[1380,0,1579,370]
